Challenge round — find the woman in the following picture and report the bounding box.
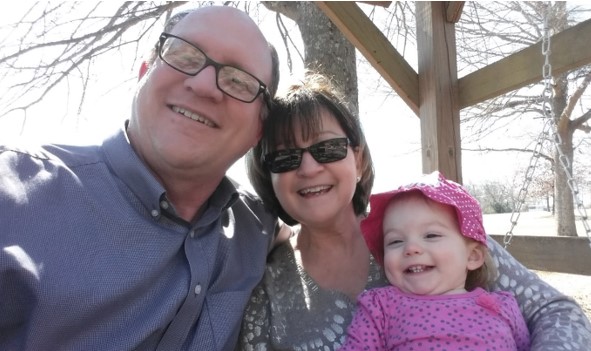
[238,73,591,350]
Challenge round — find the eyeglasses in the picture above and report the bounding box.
[263,137,350,173]
[158,32,269,103]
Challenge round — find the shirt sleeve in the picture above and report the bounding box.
[237,283,272,351]
[488,238,591,350]
[339,290,387,351]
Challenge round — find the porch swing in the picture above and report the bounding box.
[489,4,591,275]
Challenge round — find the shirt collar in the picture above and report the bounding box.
[101,121,240,220]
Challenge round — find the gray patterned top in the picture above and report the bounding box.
[238,237,591,351]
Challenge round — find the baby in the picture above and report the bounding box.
[340,171,530,351]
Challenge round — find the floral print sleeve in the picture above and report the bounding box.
[238,283,272,351]
[488,238,591,350]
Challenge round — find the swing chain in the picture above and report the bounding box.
[504,4,591,248]
[503,9,554,248]
[541,5,591,245]
[503,120,550,248]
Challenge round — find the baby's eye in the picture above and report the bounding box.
[425,233,441,239]
[386,239,403,247]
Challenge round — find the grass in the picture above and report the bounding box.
[483,209,590,237]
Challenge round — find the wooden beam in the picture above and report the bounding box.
[416,2,462,183]
[316,1,420,114]
[459,18,591,109]
[490,235,591,275]
[357,1,392,7]
[445,1,464,23]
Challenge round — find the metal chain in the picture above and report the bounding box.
[541,5,591,246]
[505,4,591,248]
[503,119,550,247]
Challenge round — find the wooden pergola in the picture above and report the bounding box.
[316,1,591,274]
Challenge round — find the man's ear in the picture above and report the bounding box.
[467,244,486,271]
[253,121,263,148]
[138,61,149,81]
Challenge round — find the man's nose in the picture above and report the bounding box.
[183,65,224,102]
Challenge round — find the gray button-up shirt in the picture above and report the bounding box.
[0,125,277,350]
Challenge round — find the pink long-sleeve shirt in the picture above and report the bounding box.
[340,286,530,351]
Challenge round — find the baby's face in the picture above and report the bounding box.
[382,194,483,295]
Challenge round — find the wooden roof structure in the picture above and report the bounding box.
[316,2,591,274]
[317,1,591,183]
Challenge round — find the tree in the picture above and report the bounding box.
[0,1,363,130]
[457,2,591,236]
[467,181,511,214]
[262,2,359,114]
[0,2,187,123]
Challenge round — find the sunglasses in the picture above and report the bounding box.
[263,137,350,173]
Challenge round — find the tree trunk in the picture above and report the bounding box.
[552,2,578,237]
[262,1,359,115]
[553,72,576,236]
[553,133,577,236]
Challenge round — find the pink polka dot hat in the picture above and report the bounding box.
[361,171,487,266]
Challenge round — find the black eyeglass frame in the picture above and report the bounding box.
[263,137,351,173]
[158,32,270,104]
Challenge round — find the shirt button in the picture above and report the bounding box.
[160,201,169,209]
[150,209,159,217]
[189,229,196,238]
[194,284,202,295]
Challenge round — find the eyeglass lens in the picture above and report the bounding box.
[264,137,349,173]
[159,33,265,103]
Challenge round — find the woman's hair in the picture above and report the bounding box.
[247,72,375,225]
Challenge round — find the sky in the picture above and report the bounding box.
[0,2,560,194]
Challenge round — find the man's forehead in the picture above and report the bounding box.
[173,7,258,32]
[171,8,267,52]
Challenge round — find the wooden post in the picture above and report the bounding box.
[416,2,462,183]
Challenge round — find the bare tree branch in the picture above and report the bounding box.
[0,2,187,119]
[464,147,554,163]
[564,70,591,130]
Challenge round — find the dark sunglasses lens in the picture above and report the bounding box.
[265,150,302,173]
[309,138,349,163]
[265,138,349,173]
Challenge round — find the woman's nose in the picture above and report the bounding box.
[296,150,323,176]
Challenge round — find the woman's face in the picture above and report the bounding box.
[270,109,361,227]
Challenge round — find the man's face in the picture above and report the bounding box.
[129,7,272,181]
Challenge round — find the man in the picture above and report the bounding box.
[0,6,279,350]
